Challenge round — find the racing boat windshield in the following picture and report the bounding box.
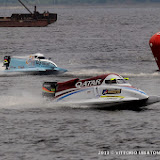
[105,79,116,84]
[105,79,127,84]
[38,57,45,59]
[116,79,127,84]
[34,53,46,59]
[104,74,128,85]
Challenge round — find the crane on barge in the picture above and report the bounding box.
[0,0,57,27]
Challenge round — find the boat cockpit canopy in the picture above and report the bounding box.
[34,53,46,59]
[37,56,45,59]
[105,74,128,84]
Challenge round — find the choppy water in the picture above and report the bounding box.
[0,4,160,160]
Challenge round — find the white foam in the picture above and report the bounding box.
[0,90,93,110]
[0,62,5,71]
[0,89,79,109]
[65,69,160,78]
[0,94,44,109]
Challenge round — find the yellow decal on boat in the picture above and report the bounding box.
[100,96,124,98]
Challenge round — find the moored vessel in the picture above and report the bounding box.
[0,0,57,27]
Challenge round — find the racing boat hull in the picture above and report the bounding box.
[42,73,149,109]
[2,53,67,75]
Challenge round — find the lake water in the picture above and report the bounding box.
[0,4,160,160]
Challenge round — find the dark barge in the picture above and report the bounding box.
[0,0,57,27]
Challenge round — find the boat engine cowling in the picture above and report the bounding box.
[3,56,10,69]
[42,82,57,97]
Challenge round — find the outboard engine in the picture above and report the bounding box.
[3,56,10,70]
[42,82,57,98]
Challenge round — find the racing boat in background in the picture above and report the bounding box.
[2,53,67,74]
[42,73,150,108]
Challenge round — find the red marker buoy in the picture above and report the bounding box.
[149,32,160,70]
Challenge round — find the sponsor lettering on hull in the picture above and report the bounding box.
[75,79,102,88]
[102,89,121,95]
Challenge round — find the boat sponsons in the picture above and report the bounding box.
[149,32,160,70]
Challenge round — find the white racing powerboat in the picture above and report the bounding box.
[42,73,150,108]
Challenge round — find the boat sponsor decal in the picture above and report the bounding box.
[18,66,24,69]
[10,66,16,69]
[4,59,8,63]
[75,79,102,88]
[56,88,90,101]
[100,96,124,99]
[55,89,79,98]
[102,89,121,95]
[42,87,55,93]
[26,56,34,65]
[36,61,41,65]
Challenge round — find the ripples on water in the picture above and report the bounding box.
[0,4,160,160]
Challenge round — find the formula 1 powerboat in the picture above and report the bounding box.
[42,73,150,108]
[2,53,67,74]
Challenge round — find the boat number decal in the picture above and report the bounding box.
[75,79,102,88]
[102,89,121,95]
